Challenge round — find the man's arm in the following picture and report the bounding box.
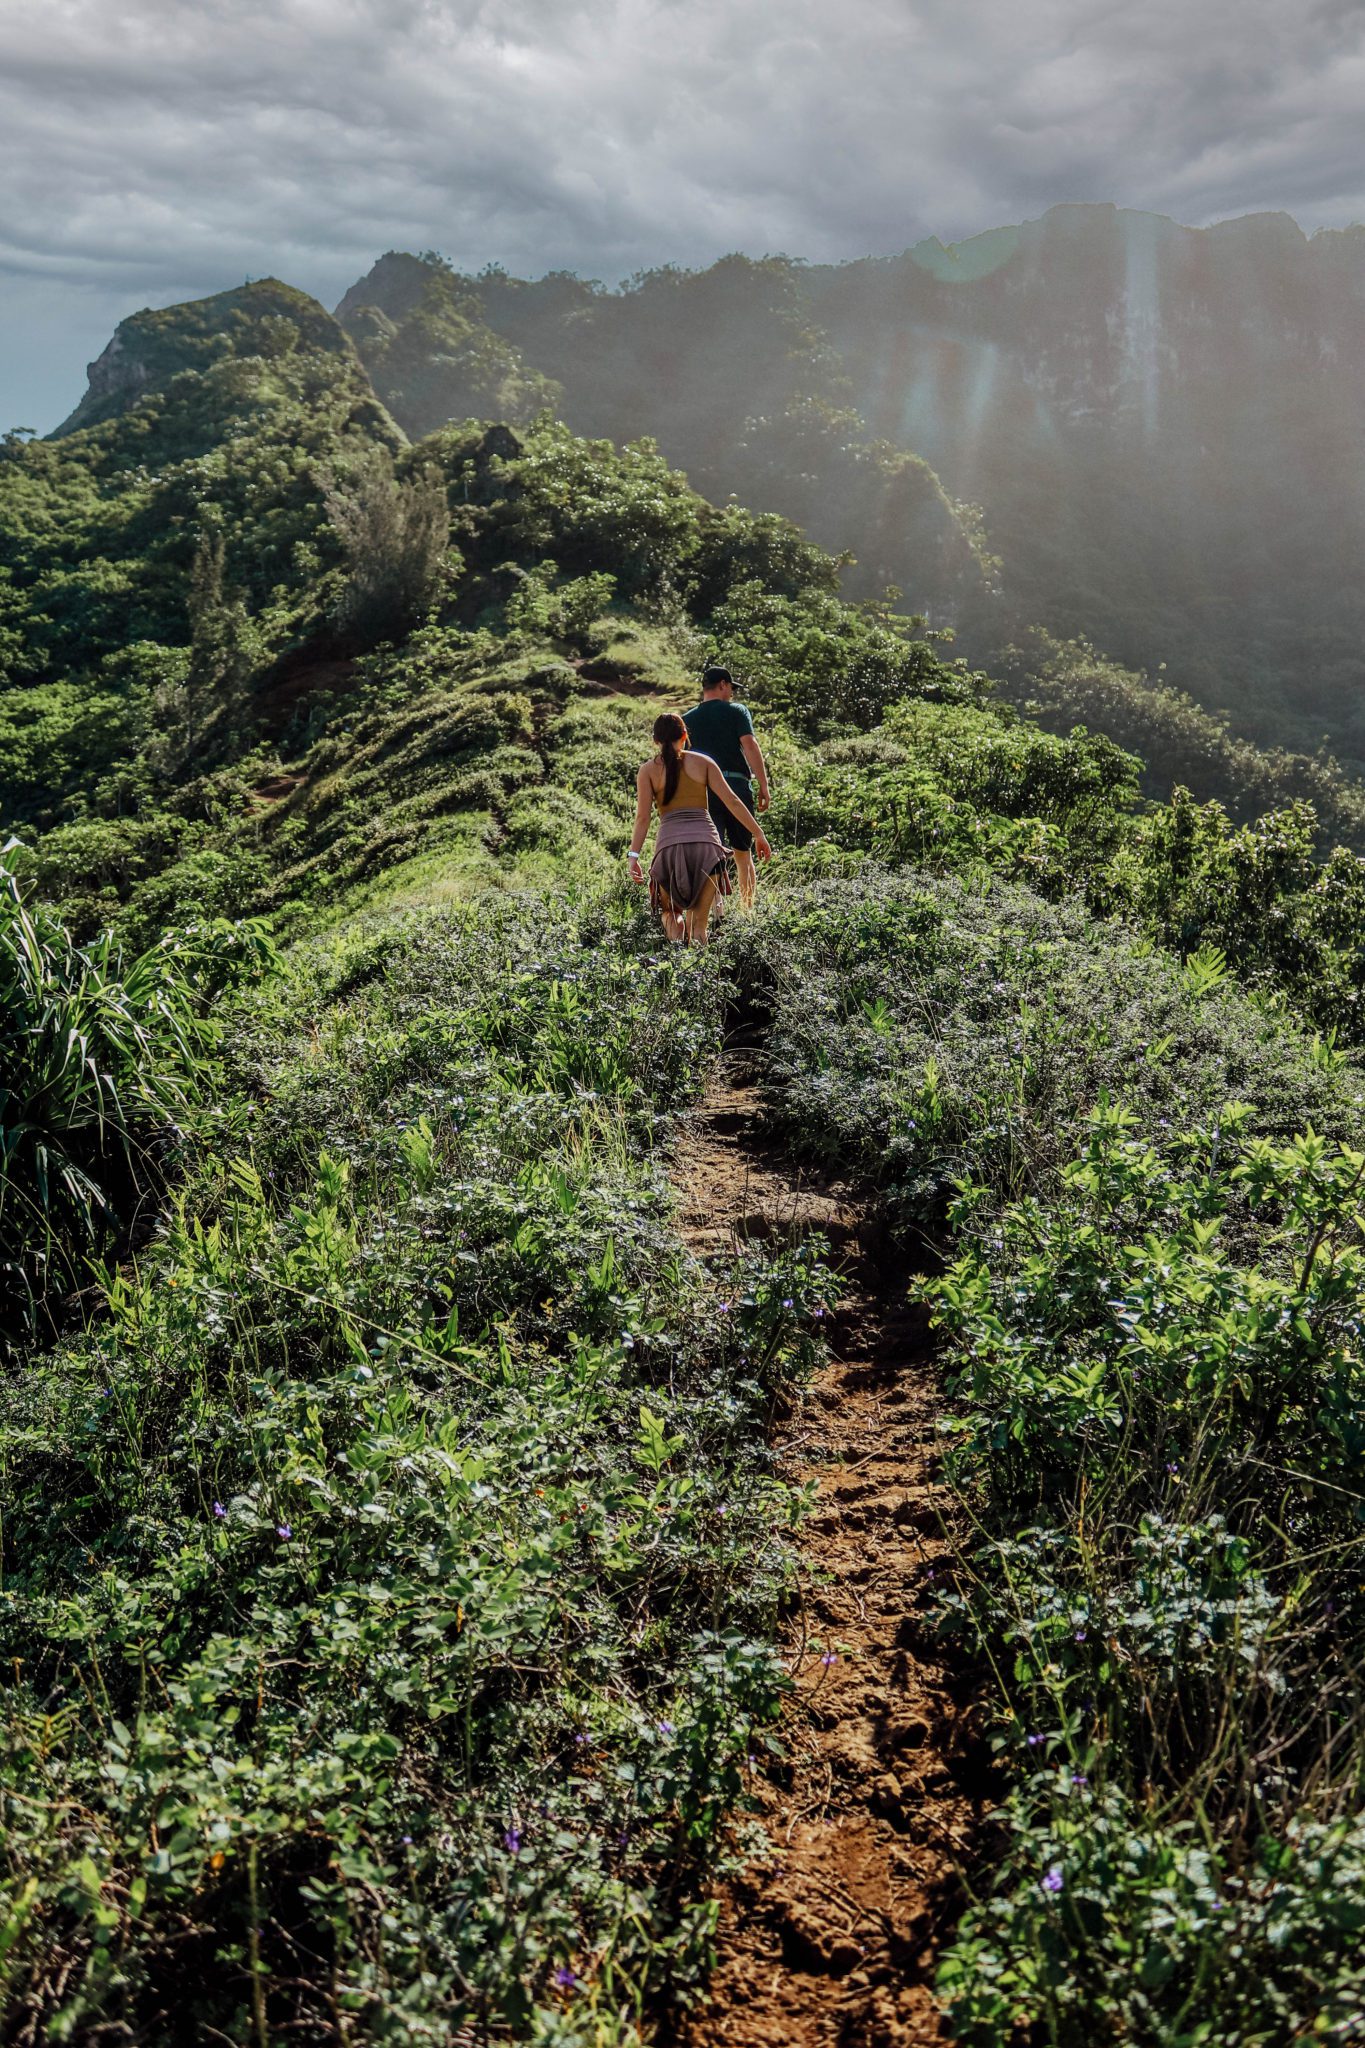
[740,732,770,812]
[703,758,771,856]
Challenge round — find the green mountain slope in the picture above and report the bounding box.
[337,252,560,437]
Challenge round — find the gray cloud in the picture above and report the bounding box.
[4,0,1365,429]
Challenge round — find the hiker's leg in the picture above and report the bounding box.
[733,849,756,907]
[686,876,718,946]
[658,887,686,944]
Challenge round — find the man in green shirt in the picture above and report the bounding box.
[682,665,771,908]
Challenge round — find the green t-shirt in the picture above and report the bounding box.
[682,699,755,780]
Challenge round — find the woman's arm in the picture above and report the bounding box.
[626,765,654,882]
[704,757,772,858]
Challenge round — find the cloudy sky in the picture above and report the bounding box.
[4,0,1365,430]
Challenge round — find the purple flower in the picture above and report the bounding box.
[782,1298,794,1309]
[658,1719,674,1735]
[1211,1899,1224,1913]
[1071,1773,1088,1787]
[820,1651,838,1669]
[401,1834,413,1845]
[504,1827,522,1855]
[276,1523,292,1540]
[553,1964,577,1990]
[1074,1630,1087,1642]
[1026,1732,1044,1747]
[575,1733,588,1746]
[1166,1463,1180,1476]
[213,1502,227,1520]
[1041,1865,1064,1895]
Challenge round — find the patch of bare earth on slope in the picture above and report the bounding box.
[669,1054,983,2048]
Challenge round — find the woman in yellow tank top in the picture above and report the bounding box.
[625,713,770,944]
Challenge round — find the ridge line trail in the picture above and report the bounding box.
[672,1045,983,2048]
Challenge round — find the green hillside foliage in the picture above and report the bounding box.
[347,253,997,628]
[718,880,1365,2042]
[1002,630,1365,850]
[0,907,814,2042]
[6,284,1365,2044]
[339,252,560,436]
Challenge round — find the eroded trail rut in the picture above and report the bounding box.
[672,1052,981,2048]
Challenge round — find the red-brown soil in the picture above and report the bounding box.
[670,1059,982,2048]
[247,770,303,807]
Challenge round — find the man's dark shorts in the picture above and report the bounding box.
[709,774,754,854]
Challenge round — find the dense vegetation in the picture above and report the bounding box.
[6,277,1365,2044]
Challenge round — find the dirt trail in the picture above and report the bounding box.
[672,1054,981,2048]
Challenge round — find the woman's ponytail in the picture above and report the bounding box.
[653,712,687,806]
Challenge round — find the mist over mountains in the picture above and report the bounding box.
[337,203,1365,766]
[44,200,1365,768]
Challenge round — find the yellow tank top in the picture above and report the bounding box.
[658,759,709,813]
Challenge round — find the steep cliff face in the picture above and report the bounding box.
[806,205,1365,483]
[53,280,358,438]
[798,206,1365,743]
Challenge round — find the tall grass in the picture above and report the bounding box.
[0,845,215,1338]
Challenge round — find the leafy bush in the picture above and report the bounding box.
[1094,789,1365,1039]
[720,868,1360,1234]
[1001,630,1365,849]
[927,1098,1365,2043]
[942,1786,1365,2046]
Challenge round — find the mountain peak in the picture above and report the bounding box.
[53,279,354,438]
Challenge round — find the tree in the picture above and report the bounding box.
[324,448,452,645]
[149,518,260,777]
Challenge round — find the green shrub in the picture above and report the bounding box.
[928,1097,1365,2043]
[720,868,1360,1233]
